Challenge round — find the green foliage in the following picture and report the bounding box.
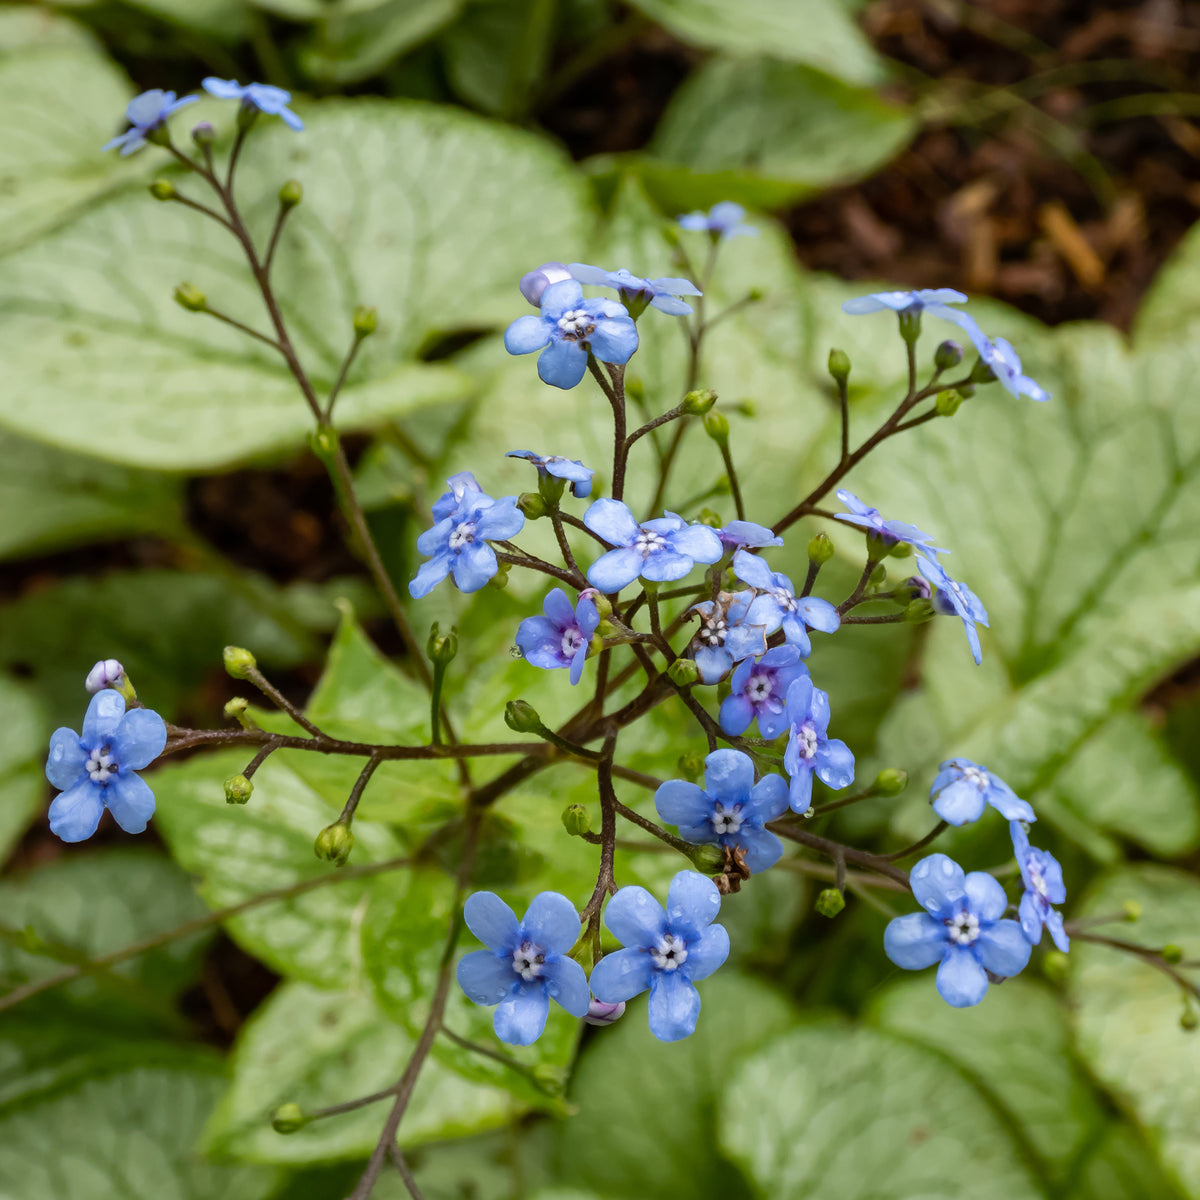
[0,677,49,861]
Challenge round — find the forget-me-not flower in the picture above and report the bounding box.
[456,891,590,1045]
[689,592,765,684]
[1010,820,1069,951]
[568,264,701,317]
[717,520,783,550]
[835,490,948,554]
[916,553,989,665]
[507,450,594,499]
[782,675,854,812]
[431,472,483,521]
[410,485,524,598]
[884,853,1032,1008]
[520,262,574,307]
[842,288,968,321]
[102,90,198,155]
[930,758,1035,826]
[202,78,304,130]
[975,336,1052,403]
[677,202,757,239]
[46,691,167,843]
[516,588,599,685]
[504,279,638,390]
[720,644,808,739]
[655,750,789,874]
[732,550,839,656]
[589,871,730,1042]
[583,500,723,592]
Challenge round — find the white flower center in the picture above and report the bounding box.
[511,940,545,982]
[650,932,688,972]
[711,802,743,835]
[86,749,115,784]
[1027,859,1047,898]
[794,722,818,760]
[770,586,797,612]
[946,911,980,945]
[746,672,773,703]
[961,766,989,791]
[448,521,476,551]
[556,309,595,341]
[698,617,727,646]
[561,627,584,656]
[634,530,668,557]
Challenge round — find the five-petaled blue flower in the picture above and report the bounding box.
[720,644,808,739]
[589,871,730,1042]
[504,280,638,390]
[456,891,590,1045]
[916,553,989,665]
[835,490,948,554]
[410,482,524,599]
[655,750,789,874]
[689,592,766,684]
[516,588,599,685]
[717,520,783,550]
[568,264,701,317]
[930,758,1035,826]
[677,201,757,240]
[583,500,723,592]
[1010,821,1069,952]
[842,288,968,322]
[102,90,198,155]
[732,550,840,656]
[884,853,1032,1008]
[782,675,854,812]
[975,336,1052,403]
[202,78,304,130]
[46,691,167,843]
[507,450,594,499]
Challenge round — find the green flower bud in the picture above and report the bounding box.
[815,888,846,918]
[827,348,851,383]
[873,768,908,796]
[145,124,172,148]
[223,646,257,679]
[958,382,976,398]
[173,282,207,312]
[934,340,963,370]
[518,492,547,520]
[868,563,888,590]
[314,821,354,867]
[904,599,936,624]
[278,179,303,209]
[668,658,700,688]
[561,804,591,837]
[688,843,727,874]
[703,411,730,444]
[682,388,718,415]
[697,508,723,528]
[735,399,757,418]
[223,696,252,726]
[224,774,253,805]
[582,589,612,620]
[1182,1007,1199,1032]
[191,122,214,147]
[504,699,542,734]
[1123,900,1142,922]
[935,389,963,418]
[489,562,510,590]
[236,102,260,133]
[677,751,705,782]
[149,179,177,202]
[352,305,377,339]
[271,1103,309,1134]
[887,540,914,560]
[1042,951,1070,984]
[897,307,921,345]
[1162,944,1184,965]
[808,532,834,564]
[969,356,997,384]
[426,622,459,665]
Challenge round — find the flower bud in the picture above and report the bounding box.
[426,622,458,666]
[223,645,257,680]
[1042,951,1070,984]
[191,122,215,147]
[682,388,718,415]
[827,348,851,383]
[688,843,727,874]
[224,774,253,805]
[1162,944,1184,965]
[518,492,547,520]
[935,389,963,418]
[873,768,908,796]
[677,751,705,781]
[519,262,572,307]
[703,411,730,444]
[868,563,888,590]
[934,340,963,370]
[352,305,377,339]
[697,508,722,528]
[904,599,936,624]
[584,998,625,1026]
[1122,900,1142,922]
[271,1103,309,1134]
[808,532,834,565]
[958,382,976,398]
[887,540,914,560]
[488,562,510,590]
[85,659,126,695]
[504,699,542,734]
[173,282,207,312]
[815,888,845,918]
[314,821,354,867]
[969,356,997,384]
[578,588,612,620]
[236,102,260,133]
[278,179,303,209]
[1182,1007,1198,1032]
[897,307,922,344]
[149,179,176,201]
[224,696,252,727]
[561,804,591,836]
[902,575,932,602]
[668,658,700,687]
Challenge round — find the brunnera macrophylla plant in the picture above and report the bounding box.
[30,81,1199,1200]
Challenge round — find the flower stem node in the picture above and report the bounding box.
[518,492,547,520]
[191,122,215,147]
[677,752,706,782]
[808,532,834,565]
[504,699,542,735]
[314,821,354,867]
[935,389,964,418]
[1162,944,1184,965]
[688,843,728,874]
[1123,900,1142,922]
[1042,951,1070,984]
[815,887,846,918]
[427,622,459,665]
[149,179,177,202]
[352,305,377,339]
[668,658,700,688]
[934,340,963,370]
[682,388,718,416]
[278,179,303,209]
[222,646,258,680]
[827,348,851,384]
[702,411,730,445]
[904,599,936,624]
[173,282,207,312]
[873,768,909,797]
[270,1104,310,1134]
[224,774,253,805]
[561,804,591,837]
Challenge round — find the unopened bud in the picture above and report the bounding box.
[703,411,730,443]
[887,540,914,559]
[173,282,206,312]
[426,623,458,665]
[149,179,176,201]
[668,658,700,687]
[808,532,834,564]
[905,599,936,624]
[815,888,846,918]
[1182,1007,1199,1032]
[682,388,717,415]
[223,645,257,679]
[585,998,625,1025]
[519,262,572,307]
[935,389,963,418]
[677,751,705,782]
[561,804,590,836]
[1162,944,1184,965]
[1123,900,1142,922]
[868,563,888,590]
[352,305,377,338]
[489,562,510,590]
[897,307,922,344]
[191,122,215,147]
[1042,951,1070,984]
[236,101,260,133]
[224,774,253,805]
[969,355,997,384]
[902,575,932,602]
[688,843,727,874]
[934,340,963,370]
[827,348,851,383]
[85,658,126,695]
[224,697,252,727]
[578,588,612,620]
[697,508,722,528]
[314,821,354,867]
[518,492,547,519]
[271,1103,309,1134]
[278,179,303,209]
[873,768,908,796]
[504,699,542,734]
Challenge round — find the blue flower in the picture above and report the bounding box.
[588,871,730,1042]
[717,520,783,550]
[431,471,484,522]
[202,78,303,130]
[516,588,600,685]
[841,288,968,319]
[102,90,198,155]
[410,486,524,599]
[583,500,723,592]
[655,750,789,874]
[519,262,574,307]
[45,691,167,843]
[916,553,989,665]
[689,592,766,684]
[732,550,840,656]
[884,853,1032,1008]
[507,450,594,499]
[930,758,1035,826]
[568,264,701,317]
[720,644,808,739]
[677,202,757,240]
[976,336,1052,403]
[835,490,948,554]
[456,891,590,1045]
[1010,821,1069,952]
[504,280,638,390]
[782,675,854,812]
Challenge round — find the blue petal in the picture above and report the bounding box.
[48,779,104,843]
[586,547,643,592]
[1045,908,1070,953]
[647,972,702,1041]
[278,107,304,131]
[540,587,573,629]
[788,766,813,813]
[757,704,791,740]
[569,641,589,685]
[797,597,839,634]
[976,920,1032,978]
[681,923,728,981]
[539,278,584,318]
[451,543,500,592]
[648,294,693,316]
[202,77,245,99]
[457,950,516,1004]
[814,738,855,790]
[735,826,783,874]
[494,983,550,1045]
[744,773,789,824]
[963,871,1007,923]
[984,783,1036,823]
[724,623,767,662]
[576,598,600,636]
[476,497,525,542]
[538,339,587,389]
[1018,892,1043,945]
[884,912,946,969]
[641,549,694,582]
[566,262,611,286]
[464,892,520,952]
[82,689,126,746]
[784,675,814,724]
[104,772,155,834]
[583,498,640,547]
[46,728,86,790]
[931,779,986,826]
[936,948,990,1007]
[504,315,550,356]
[732,549,777,590]
[587,317,639,365]
[589,946,653,1002]
[667,523,723,563]
[416,516,454,555]
[704,750,754,803]
[666,870,721,939]
[521,892,581,955]
[654,780,712,828]
[694,644,731,684]
[542,955,590,1017]
[112,708,166,772]
[409,555,451,599]
[718,693,754,736]
[910,853,966,916]
[603,885,666,948]
[516,616,565,668]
